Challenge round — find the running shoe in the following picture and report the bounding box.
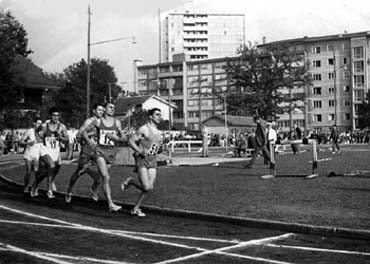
[131,208,146,217]
[30,187,39,197]
[65,192,72,203]
[121,177,133,191]
[47,190,55,199]
[109,204,122,212]
[89,187,99,202]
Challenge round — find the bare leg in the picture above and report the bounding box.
[95,157,119,209]
[133,167,156,211]
[23,159,33,191]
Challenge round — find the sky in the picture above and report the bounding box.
[1,0,370,91]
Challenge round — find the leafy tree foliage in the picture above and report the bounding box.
[224,42,312,120]
[357,92,370,129]
[54,58,118,127]
[0,11,32,109]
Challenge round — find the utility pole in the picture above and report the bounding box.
[86,6,91,118]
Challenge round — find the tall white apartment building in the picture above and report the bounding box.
[160,12,245,62]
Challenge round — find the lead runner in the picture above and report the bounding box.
[121,108,163,217]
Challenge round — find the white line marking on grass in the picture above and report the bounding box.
[0,242,72,264]
[0,219,239,244]
[266,244,370,256]
[154,233,295,264]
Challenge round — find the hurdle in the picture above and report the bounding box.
[261,139,318,180]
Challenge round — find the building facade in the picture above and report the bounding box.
[138,31,370,133]
[160,12,245,62]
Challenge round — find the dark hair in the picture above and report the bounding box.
[148,108,161,116]
[49,107,59,115]
[33,117,42,123]
[104,102,115,108]
[253,115,260,122]
[93,103,104,110]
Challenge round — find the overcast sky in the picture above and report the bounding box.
[1,0,370,91]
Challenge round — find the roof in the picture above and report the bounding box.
[12,55,61,90]
[115,95,176,115]
[259,30,370,47]
[203,115,267,127]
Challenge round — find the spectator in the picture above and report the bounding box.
[330,124,340,154]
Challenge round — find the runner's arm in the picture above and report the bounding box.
[78,118,98,146]
[128,126,147,156]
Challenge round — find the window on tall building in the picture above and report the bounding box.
[328,72,334,79]
[313,87,322,95]
[313,114,322,122]
[344,100,351,106]
[343,57,347,64]
[328,87,334,93]
[354,61,364,73]
[328,114,335,121]
[188,100,199,107]
[353,46,364,59]
[329,100,335,107]
[313,46,321,54]
[344,113,350,120]
[313,60,321,68]
[344,85,350,92]
[354,90,364,101]
[354,75,365,88]
[202,110,213,118]
[313,100,322,108]
[328,58,334,66]
[313,74,322,81]
[188,111,199,118]
[327,45,334,51]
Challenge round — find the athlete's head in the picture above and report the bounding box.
[49,107,60,123]
[104,102,115,117]
[148,108,162,125]
[93,103,105,118]
[33,117,42,129]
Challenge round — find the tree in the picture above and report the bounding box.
[55,57,118,126]
[224,42,312,120]
[357,92,370,129]
[0,11,32,109]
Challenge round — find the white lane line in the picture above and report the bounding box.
[0,242,72,264]
[0,219,239,244]
[0,247,133,264]
[0,204,294,262]
[0,204,219,251]
[266,243,370,256]
[154,233,295,264]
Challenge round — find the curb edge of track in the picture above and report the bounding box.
[1,172,369,240]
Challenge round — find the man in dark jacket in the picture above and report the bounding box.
[244,116,272,169]
[330,124,340,154]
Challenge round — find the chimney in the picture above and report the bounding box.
[262,36,266,44]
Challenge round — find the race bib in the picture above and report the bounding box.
[45,136,59,149]
[99,130,117,146]
[148,143,159,155]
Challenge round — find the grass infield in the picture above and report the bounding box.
[1,145,370,230]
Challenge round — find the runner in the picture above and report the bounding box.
[121,108,163,217]
[20,117,43,193]
[30,107,68,199]
[65,103,104,204]
[82,102,126,212]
